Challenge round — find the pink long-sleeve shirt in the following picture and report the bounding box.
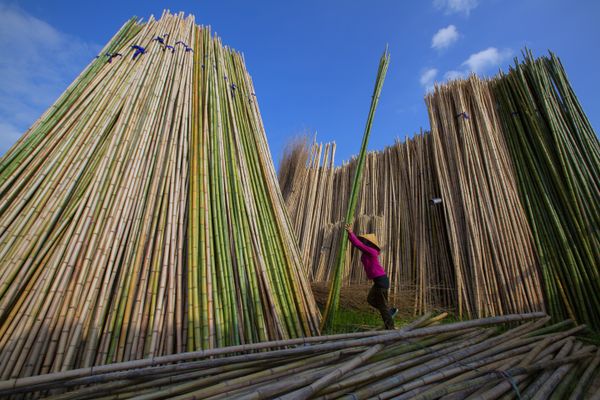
[348,232,386,280]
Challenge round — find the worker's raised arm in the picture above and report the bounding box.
[345,224,379,256]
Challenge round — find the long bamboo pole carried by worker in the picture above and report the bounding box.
[321,47,390,332]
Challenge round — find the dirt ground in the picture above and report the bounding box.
[311,282,417,320]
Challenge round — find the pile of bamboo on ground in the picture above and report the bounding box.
[0,10,319,380]
[426,76,545,319]
[279,133,456,314]
[1,312,598,399]
[492,50,600,331]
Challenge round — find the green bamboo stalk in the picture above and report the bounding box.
[321,47,390,332]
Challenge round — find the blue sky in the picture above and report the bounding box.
[1,0,599,166]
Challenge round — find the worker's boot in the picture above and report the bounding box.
[389,307,398,319]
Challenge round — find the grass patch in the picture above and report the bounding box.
[312,283,459,334]
[328,308,384,333]
[326,308,443,334]
[580,329,600,346]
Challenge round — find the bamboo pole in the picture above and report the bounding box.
[321,47,390,332]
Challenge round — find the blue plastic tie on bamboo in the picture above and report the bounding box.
[165,45,175,53]
[185,46,193,53]
[131,45,146,60]
[175,40,188,47]
[398,336,523,400]
[107,53,122,63]
[153,36,165,45]
[456,111,469,120]
[496,370,522,399]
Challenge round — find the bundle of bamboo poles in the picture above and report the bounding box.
[0,10,319,379]
[280,139,337,267]
[492,51,600,331]
[426,76,545,319]
[279,133,457,314]
[1,312,598,399]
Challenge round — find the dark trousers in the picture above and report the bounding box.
[367,276,394,330]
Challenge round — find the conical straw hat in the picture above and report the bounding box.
[357,233,380,250]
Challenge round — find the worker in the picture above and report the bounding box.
[345,224,397,329]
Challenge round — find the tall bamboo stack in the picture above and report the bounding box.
[0,11,320,380]
[281,50,598,329]
[426,76,544,319]
[492,50,600,330]
[280,133,457,314]
[281,139,337,268]
[2,312,599,399]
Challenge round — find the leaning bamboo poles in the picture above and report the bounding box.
[284,62,573,322]
[1,312,598,399]
[283,50,596,328]
[492,50,600,330]
[279,132,457,314]
[0,11,319,380]
[426,76,545,319]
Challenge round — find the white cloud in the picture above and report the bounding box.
[440,47,512,84]
[432,25,459,50]
[462,47,512,74]
[434,0,479,16]
[420,68,438,92]
[0,4,100,156]
[444,70,466,80]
